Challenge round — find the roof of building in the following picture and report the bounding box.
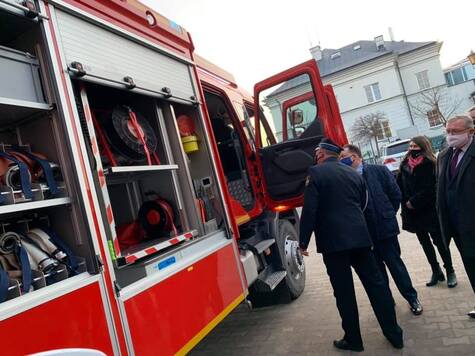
[443,58,470,72]
[269,40,437,96]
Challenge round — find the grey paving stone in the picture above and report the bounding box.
[442,336,471,346]
[190,228,475,355]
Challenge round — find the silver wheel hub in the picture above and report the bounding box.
[284,236,305,280]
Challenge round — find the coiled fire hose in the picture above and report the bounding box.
[0,232,31,294]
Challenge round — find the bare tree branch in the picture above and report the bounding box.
[350,112,388,156]
[410,87,464,125]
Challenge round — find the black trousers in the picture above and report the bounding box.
[373,237,418,304]
[415,227,454,273]
[322,247,403,347]
[453,236,475,294]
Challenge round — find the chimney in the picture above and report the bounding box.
[310,45,322,61]
[388,27,395,42]
[374,35,385,50]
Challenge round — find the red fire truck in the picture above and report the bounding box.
[0,0,347,354]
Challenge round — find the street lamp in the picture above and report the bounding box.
[468,51,475,65]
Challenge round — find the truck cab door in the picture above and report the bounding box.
[253,60,344,208]
[324,84,348,147]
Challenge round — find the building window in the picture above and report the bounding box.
[416,70,430,90]
[427,109,443,127]
[364,83,382,103]
[376,120,392,140]
[445,66,469,86]
[445,72,454,86]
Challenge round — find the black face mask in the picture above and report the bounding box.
[409,150,422,158]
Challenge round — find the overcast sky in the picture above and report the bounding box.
[143,0,474,92]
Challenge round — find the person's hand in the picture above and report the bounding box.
[299,247,309,256]
[406,201,415,209]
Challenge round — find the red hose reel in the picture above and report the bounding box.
[92,105,160,167]
[117,197,177,250]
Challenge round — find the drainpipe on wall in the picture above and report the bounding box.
[394,58,415,126]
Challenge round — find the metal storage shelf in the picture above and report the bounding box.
[0,97,52,125]
[0,197,72,214]
[116,230,198,266]
[104,164,178,175]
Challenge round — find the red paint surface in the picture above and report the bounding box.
[1,283,114,356]
[124,244,243,355]
[324,85,348,146]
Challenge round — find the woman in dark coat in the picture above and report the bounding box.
[397,136,457,287]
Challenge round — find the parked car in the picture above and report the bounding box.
[381,139,411,174]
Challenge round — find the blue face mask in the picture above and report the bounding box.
[340,156,353,166]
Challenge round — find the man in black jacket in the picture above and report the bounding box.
[340,144,422,315]
[299,138,403,352]
[437,115,475,318]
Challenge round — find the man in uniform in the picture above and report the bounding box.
[299,138,403,352]
[340,144,422,315]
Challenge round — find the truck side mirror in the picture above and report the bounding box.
[290,109,304,126]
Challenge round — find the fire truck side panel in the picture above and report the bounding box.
[0,278,114,356]
[121,241,243,355]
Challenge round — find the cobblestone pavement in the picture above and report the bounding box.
[191,229,475,355]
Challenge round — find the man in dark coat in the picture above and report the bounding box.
[437,115,475,318]
[299,138,403,352]
[340,145,422,315]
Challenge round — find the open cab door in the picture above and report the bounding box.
[254,60,346,209]
[324,84,348,147]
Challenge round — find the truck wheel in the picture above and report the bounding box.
[277,220,305,299]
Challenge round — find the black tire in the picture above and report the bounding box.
[276,220,306,299]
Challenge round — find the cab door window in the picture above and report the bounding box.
[258,73,321,144]
[244,104,276,148]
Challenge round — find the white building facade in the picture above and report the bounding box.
[266,37,475,158]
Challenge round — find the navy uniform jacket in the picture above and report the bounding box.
[299,157,372,254]
[363,164,401,241]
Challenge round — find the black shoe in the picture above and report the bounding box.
[468,308,475,318]
[447,271,458,288]
[333,339,364,352]
[409,299,423,315]
[384,327,404,349]
[388,338,404,349]
[426,267,445,286]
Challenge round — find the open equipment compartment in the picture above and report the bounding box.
[0,5,99,304]
[74,81,205,274]
[165,102,227,235]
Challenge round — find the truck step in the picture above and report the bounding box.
[254,266,287,293]
[253,238,275,254]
